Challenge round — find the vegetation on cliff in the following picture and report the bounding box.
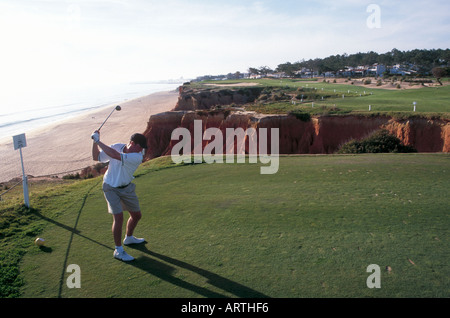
[338,129,417,154]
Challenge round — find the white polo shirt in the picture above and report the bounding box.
[98,143,143,188]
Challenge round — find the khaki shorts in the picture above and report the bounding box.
[102,182,141,214]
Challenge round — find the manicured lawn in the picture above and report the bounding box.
[203,78,450,115]
[8,154,449,298]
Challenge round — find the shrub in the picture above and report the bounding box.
[63,173,80,180]
[288,110,311,122]
[338,129,417,154]
[258,94,268,101]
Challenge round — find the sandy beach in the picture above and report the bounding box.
[0,89,179,183]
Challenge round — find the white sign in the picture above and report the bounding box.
[13,133,27,150]
[12,133,30,207]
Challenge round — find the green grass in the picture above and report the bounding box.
[0,178,87,297]
[1,154,448,298]
[200,78,450,117]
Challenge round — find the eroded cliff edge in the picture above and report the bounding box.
[143,110,450,160]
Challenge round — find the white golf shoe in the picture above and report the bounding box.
[113,249,135,262]
[123,235,145,245]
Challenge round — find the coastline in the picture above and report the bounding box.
[0,89,179,183]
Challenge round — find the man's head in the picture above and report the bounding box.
[127,133,148,154]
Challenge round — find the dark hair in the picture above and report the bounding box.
[130,133,148,149]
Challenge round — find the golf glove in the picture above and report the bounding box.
[91,132,100,143]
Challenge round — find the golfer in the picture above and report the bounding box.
[91,130,148,261]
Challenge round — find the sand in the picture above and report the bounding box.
[328,77,445,90]
[0,89,179,183]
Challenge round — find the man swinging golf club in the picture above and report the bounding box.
[91,128,148,262]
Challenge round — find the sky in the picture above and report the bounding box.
[0,0,449,89]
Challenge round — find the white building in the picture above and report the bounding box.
[368,64,386,77]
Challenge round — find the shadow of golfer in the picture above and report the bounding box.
[31,180,105,298]
[128,244,269,298]
[31,208,81,234]
[31,208,111,251]
[130,254,226,298]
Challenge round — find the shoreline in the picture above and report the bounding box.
[0,89,179,183]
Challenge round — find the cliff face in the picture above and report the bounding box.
[383,118,450,152]
[143,111,450,160]
[173,85,264,111]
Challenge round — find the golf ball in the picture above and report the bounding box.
[35,238,45,246]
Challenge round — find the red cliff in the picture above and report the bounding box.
[143,111,450,160]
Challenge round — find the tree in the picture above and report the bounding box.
[431,67,448,85]
[253,48,450,81]
[390,48,404,64]
[248,67,260,75]
[276,62,297,77]
[379,51,393,65]
[258,66,273,76]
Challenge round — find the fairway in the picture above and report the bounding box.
[203,78,450,115]
[16,154,449,298]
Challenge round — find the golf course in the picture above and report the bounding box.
[1,0,450,306]
[1,153,449,298]
[204,77,450,116]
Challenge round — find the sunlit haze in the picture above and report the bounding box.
[0,0,449,90]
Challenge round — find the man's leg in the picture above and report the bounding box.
[112,212,134,261]
[123,211,145,245]
[121,184,144,245]
[126,211,142,237]
[112,212,124,247]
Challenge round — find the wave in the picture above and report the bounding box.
[0,105,102,129]
[0,82,181,138]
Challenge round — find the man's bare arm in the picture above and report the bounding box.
[92,142,100,161]
[96,141,121,161]
[91,130,121,161]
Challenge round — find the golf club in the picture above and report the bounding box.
[97,105,121,131]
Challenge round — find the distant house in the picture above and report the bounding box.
[248,74,262,79]
[389,64,404,75]
[294,68,317,78]
[353,66,369,77]
[266,72,287,79]
[337,66,354,77]
[388,64,417,76]
[368,64,386,77]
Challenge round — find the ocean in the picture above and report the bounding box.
[0,82,181,140]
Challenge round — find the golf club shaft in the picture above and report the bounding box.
[97,108,116,131]
[97,105,120,131]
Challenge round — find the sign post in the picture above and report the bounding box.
[13,133,30,208]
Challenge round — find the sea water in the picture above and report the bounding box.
[0,82,181,140]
